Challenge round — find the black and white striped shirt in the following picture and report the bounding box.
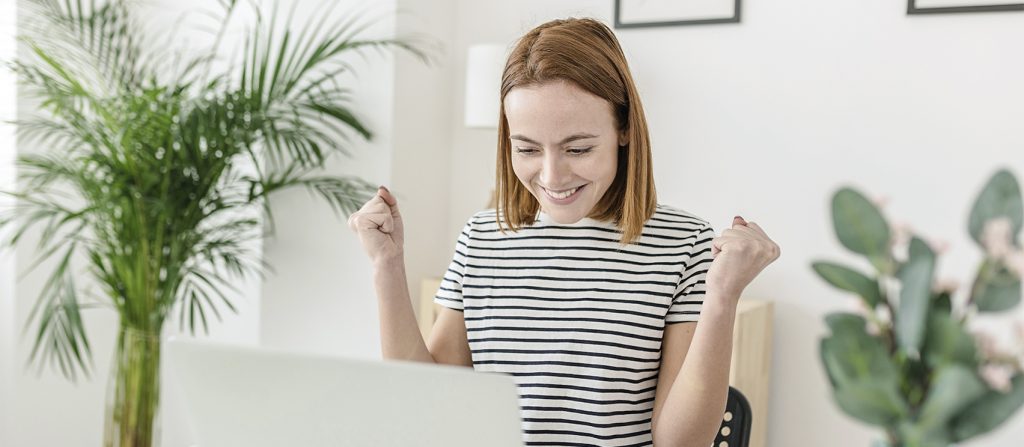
[435,205,715,447]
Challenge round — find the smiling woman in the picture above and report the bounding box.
[348,16,780,447]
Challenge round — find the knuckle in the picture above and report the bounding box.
[736,239,756,252]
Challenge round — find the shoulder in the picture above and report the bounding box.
[651,204,712,231]
[468,209,499,226]
[458,209,502,235]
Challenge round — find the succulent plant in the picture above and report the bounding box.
[814,169,1024,446]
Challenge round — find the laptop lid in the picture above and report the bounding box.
[165,338,524,447]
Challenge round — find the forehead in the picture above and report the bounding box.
[503,80,615,138]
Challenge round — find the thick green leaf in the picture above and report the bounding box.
[831,187,892,273]
[825,312,869,335]
[968,169,1022,247]
[917,365,988,431]
[895,421,952,447]
[951,374,1024,441]
[832,380,909,427]
[922,313,977,369]
[974,264,1022,312]
[821,313,898,386]
[812,261,884,307]
[896,237,936,355]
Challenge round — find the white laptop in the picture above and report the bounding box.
[164,338,525,447]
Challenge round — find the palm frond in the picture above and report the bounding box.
[23,243,92,381]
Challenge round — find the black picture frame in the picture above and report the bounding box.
[907,0,1024,14]
[613,0,742,28]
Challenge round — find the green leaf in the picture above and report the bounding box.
[895,421,952,447]
[825,312,869,334]
[821,313,898,386]
[968,169,1022,247]
[812,261,884,307]
[951,374,1024,441]
[832,380,909,427]
[922,313,978,369]
[974,265,1022,312]
[831,187,892,273]
[918,365,988,431]
[896,237,936,355]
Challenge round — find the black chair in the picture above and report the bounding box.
[714,386,752,447]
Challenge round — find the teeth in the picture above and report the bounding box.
[545,186,579,200]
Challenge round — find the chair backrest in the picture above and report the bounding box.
[714,386,752,447]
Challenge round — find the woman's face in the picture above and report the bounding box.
[504,80,626,224]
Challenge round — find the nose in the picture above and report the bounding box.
[539,150,570,188]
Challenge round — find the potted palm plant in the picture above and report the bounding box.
[1,0,431,445]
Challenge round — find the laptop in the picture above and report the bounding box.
[164,338,525,447]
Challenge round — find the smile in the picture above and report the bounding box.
[542,185,585,202]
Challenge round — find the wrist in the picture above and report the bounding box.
[703,287,741,317]
[706,280,744,301]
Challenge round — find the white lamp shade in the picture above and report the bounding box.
[464,44,506,129]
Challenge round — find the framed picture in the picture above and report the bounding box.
[908,0,1024,14]
[614,0,742,28]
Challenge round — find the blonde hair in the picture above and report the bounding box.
[495,18,656,245]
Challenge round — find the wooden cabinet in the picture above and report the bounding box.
[730,299,773,447]
[418,279,773,447]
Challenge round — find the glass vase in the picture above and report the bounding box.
[103,327,162,447]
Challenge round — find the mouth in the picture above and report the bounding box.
[541,184,586,202]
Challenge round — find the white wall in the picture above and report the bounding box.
[258,0,398,359]
[444,0,1024,446]
[390,0,458,326]
[1,1,18,446]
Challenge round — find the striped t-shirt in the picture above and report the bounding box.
[434,205,715,447]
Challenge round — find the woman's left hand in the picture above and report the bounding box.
[704,216,780,299]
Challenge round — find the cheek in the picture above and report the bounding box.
[579,152,618,182]
[510,157,535,186]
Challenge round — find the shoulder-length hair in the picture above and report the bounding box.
[495,17,656,245]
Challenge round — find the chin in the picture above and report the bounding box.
[545,212,583,224]
[541,202,593,224]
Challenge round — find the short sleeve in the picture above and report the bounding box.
[666,223,715,324]
[434,218,473,311]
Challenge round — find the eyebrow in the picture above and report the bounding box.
[510,133,599,145]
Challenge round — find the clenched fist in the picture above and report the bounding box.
[705,216,780,299]
[348,186,404,265]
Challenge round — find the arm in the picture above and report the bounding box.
[374,256,473,367]
[652,216,778,446]
[651,293,737,447]
[373,256,434,362]
[351,186,472,367]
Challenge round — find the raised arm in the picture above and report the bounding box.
[652,216,779,447]
[350,186,472,366]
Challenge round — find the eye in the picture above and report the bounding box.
[514,147,539,155]
[567,147,593,155]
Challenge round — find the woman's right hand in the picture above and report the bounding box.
[348,186,405,265]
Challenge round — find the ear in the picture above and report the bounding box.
[618,130,628,147]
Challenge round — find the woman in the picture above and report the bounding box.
[349,17,779,447]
